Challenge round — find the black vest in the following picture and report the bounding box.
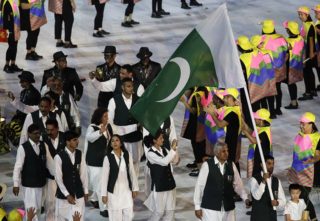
[148,147,176,192]
[251,174,279,221]
[43,132,65,179]
[31,110,57,135]
[58,93,75,130]
[201,159,235,211]
[21,141,47,187]
[113,94,142,142]
[56,149,84,199]
[86,124,113,167]
[106,150,132,193]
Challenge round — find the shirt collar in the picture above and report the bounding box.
[28,138,38,146]
[122,94,132,101]
[65,147,75,156]
[111,150,124,157]
[214,156,227,166]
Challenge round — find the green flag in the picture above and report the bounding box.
[131,4,246,135]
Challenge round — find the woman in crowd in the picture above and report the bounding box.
[100,134,138,221]
[85,107,112,217]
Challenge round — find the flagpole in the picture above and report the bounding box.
[243,86,276,210]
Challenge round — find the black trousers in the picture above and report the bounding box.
[6,32,18,61]
[26,28,40,50]
[152,0,162,12]
[54,8,74,41]
[191,139,206,164]
[300,186,317,220]
[275,82,282,110]
[125,0,135,16]
[303,58,316,94]
[94,2,105,30]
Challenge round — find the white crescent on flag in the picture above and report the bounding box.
[156,57,190,103]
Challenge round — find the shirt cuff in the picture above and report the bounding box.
[14,181,19,187]
[195,205,201,210]
[63,190,70,197]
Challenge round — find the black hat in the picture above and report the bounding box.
[136,47,153,59]
[18,71,35,83]
[102,46,117,54]
[52,51,68,62]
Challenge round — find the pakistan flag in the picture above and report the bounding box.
[131,4,246,135]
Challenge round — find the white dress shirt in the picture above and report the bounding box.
[100,151,139,210]
[91,78,145,97]
[54,148,88,197]
[250,172,286,209]
[284,199,307,220]
[194,156,248,211]
[13,139,55,187]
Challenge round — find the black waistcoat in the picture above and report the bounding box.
[251,174,278,221]
[201,159,235,211]
[86,124,113,167]
[56,149,84,199]
[106,150,132,193]
[148,147,176,192]
[113,94,142,142]
[21,141,47,187]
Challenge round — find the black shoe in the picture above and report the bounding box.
[41,206,45,214]
[56,41,64,47]
[186,162,197,168]
[190,0,202,6]
[298,94,313,101]
[275,109,282,115]
[317,84,320,91]
[100,29,110,35]
[284,103,298,109]
[93,31,105,37]
[11,64,23,72]
[181,2,191,9]
[151,12,162,18]
[270,114,277,119]
[26,52,39,61]
[189,168,199,177]
[130,19,140,25]
[121,21,133,27]
[100,210,109,217]
[32,51,43,59]
[3,65,14,73]
[90,200,99,209]
[311,90,318,97]
[159,9,170,15]
[64,42,77,48]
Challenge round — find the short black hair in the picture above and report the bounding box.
[46,119,59,128]
[27,123,40,133]
[121,77,133,85]
[121,64,133,73]
[91,107,108,125]
[64,130,79,141]
[289,183,301,192]
[264,155,274,161]
[39,96,52,105]
[143,129,163,148]
[45,91,59,103]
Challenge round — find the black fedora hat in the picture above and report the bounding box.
[18,71,35,83]
[102,46,117,54]
[136,47,153,59]
[52,51,68,62]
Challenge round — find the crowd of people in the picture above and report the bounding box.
[0,1,320,221]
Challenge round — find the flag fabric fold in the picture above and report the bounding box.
[130,3,246,134]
